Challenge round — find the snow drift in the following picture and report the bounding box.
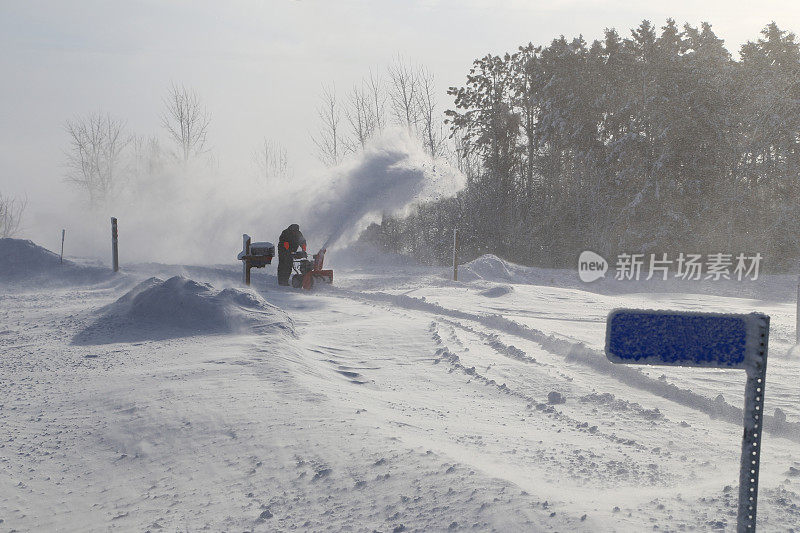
[458,253,793,302]
[479,285,514,298]
[457,254,538,284]
[0,238,112,286]
[74,276,293,344]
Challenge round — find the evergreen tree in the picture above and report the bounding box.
[367,19,800,273]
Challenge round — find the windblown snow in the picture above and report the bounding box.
[0,238,111,285]
[305,130,465,249]
[1,238,799,532]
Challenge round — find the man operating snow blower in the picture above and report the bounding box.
[277,223,306,286]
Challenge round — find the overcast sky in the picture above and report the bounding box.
[2,0,799,245]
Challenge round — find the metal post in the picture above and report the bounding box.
[737,316,769,532]
[111,217,119,272]
[796,276,800,344]
[60,229,65,264]
[242,234,251,286]
[453,229,458,282]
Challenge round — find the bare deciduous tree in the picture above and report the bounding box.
[345,84,374,152]
[0,193,27,238]
[387,56,420,132]
[311,85,345,166]
[366,69,386,134]
[161,84,211,163]
[131,135,164,180]
[65,111,130,206]
[416,67,446,158]
[344,71,389,153]
[253,139,291,183]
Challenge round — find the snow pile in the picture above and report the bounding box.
[74,276,293,344]
[458,254,573,288]
[305,130,465,249]
[479,285,514,298]
[456,253,796,304]
[0,238,111,285]
[459,254,531,283]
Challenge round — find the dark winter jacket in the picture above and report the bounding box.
[278,224,306,255]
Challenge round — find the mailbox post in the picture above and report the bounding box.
[237,234,274,286]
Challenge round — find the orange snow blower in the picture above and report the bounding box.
[290,248,333,289]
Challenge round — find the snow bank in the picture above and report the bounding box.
[458,253,794,304]
[463,255,517,281]
[74,276,293,344]
[458,254,571,287]
[458,254,541,284]
[0,238,112,286]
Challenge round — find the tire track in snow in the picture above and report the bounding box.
[330,287,800,444]
[428,320,688,485]
[428,321,652,452]
[436,319,669,426]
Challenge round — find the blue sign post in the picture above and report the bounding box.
[606,309,770,533]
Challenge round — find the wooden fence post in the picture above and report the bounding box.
[796,273,800,344]
[453,229,458,282]
[111,217,119,272]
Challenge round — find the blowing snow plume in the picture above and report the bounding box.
[33,130,461,266]
[304,130,465,250]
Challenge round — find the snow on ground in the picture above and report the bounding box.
[0,239,114,286]
[74,276,294,344]
[1,239,799,532]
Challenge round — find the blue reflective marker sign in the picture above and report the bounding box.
[605,308,770,532]
[605,309,767,370]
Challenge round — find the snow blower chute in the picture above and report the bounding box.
[290,248,333,290]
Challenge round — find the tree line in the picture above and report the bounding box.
[63,55,450,211]
[365,20,800,272]
[62,82,294,208]
[311,55,447,166]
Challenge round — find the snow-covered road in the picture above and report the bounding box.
[2,251,799,531]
